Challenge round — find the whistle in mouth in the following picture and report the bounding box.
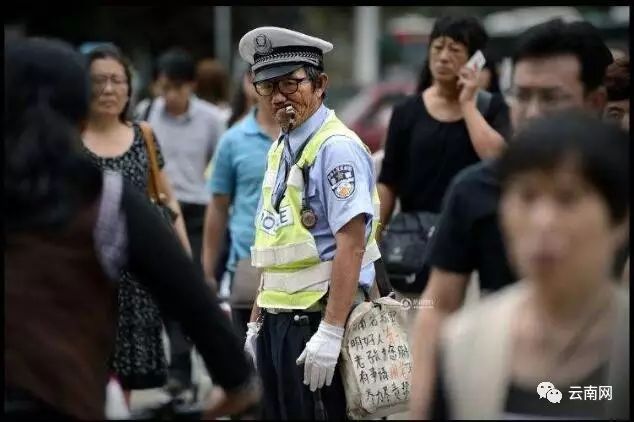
[284,105,296,131]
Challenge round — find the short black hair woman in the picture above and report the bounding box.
[378,15,510,295]
[5,37,259,419]
[431,111,629,419]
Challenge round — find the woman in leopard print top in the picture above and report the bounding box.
[81,44,191,397]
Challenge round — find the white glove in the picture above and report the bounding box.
[244,322,259,370]
[296,320,345,392]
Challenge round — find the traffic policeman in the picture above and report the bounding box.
[238,26,382,419]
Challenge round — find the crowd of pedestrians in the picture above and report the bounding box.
[5,12,629,420]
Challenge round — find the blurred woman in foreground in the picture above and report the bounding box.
[4,37,259,419]
[431,112,629,419]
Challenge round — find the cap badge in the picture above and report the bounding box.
[254,34,273,55]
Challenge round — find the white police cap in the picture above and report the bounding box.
[238,26,333,83]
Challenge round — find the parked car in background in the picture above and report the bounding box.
[339,81,415,153]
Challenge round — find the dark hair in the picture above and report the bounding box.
[499,111,629,225]
[512,18,613,93]
[604,57,630,102]
[482,50,501,94]
[84,44,133,123]
[304,65,327,100]
[196,58,230,104]
[157,48,195,82]
[227,69,251,128]
[417,15,489,93]
[5,37,100,231]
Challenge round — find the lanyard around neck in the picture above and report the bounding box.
[272,126,320,213]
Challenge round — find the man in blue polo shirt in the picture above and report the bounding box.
[202,72,279,338]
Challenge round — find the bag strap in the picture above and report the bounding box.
[476,90,492,117]
[142,98,155,122]
[138,122,165,204]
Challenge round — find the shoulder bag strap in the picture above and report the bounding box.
[476,90,492,117]
[142,97,154,122]
[138,121,165,204]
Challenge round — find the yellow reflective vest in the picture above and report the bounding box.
[251,111,381,310]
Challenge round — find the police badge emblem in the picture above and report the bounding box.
[300,208,317,229]
[327,164,356,200]
[254,34,273,55]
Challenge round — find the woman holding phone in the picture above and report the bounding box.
[377,15,510,295]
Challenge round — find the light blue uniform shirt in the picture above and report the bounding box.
[258,103,376,288]
[208,107,273,272]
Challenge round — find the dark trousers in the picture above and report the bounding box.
[179,202,206,271]
[256,311,347,421]
[231,307,252,345]
[165,202,207,387]
[228,270,256,345]
[215,229,232,282]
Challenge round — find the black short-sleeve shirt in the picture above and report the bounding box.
[427,159,516,292]
[427,159,628,291]
[378,93,510,213]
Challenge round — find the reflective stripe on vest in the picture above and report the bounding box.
[260,242,381,293]
[251,239,318,268]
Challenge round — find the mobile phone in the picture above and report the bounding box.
[466,50,486,72]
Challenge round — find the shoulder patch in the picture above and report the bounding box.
[327,163,355,199]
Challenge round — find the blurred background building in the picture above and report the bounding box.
[5,5,629,153]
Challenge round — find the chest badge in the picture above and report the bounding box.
[300,208,317,229]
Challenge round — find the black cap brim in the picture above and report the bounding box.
[253,63,304,83]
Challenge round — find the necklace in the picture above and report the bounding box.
[530,288,614,374]
[553,292,613,365]
[513,287,615,387]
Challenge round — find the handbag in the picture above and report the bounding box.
[229,258,262,309]
[379,211,439,294]
[138,122,178,223]
[339,296,411,419]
